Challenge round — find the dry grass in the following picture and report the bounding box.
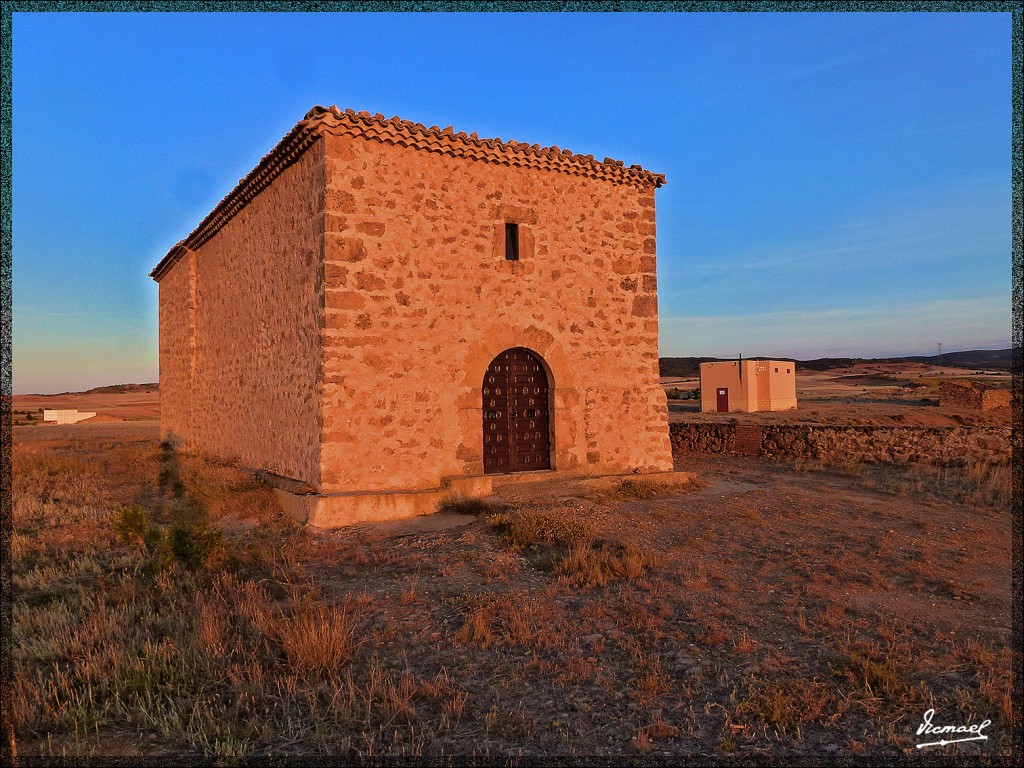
[555,540,654,588]
[273,598,359,672]
[735,677,834,734]
[11,434,1014,759]
[11,435,438,757]
[483,506,592,550]
[616,478,676,499]
[481,502,657,589]
[435,496,505,517]
[821,459,1014,509]
[454,591,557,651]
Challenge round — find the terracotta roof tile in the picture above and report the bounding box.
[151,105,665,280]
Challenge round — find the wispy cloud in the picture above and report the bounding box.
[660,296,1010,358]
[659,172,1010,321]
[785,39,889,80]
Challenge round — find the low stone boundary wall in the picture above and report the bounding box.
[669,423,1011,466]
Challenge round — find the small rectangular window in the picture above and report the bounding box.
[505,222,519,261]
[775,367,779,373]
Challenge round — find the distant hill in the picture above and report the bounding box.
[658,357,724,377]
[659,349,1012,377]
[902,349,1013,370]
[84,383,159,395]
[35,382,161,396]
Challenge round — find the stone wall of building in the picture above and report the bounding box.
[318,132,672,494]
[670,422,1011,466]
[156,107,675,503]
[157,250,193,444]
[159,143,326,487]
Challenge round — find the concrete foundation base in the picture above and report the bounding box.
[271,469,697,528]
[272,474,492,528]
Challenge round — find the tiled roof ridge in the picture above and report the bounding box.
[150,105,665,279]
[307,105,666,188]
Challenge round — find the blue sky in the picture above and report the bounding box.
[11,11,1012,393]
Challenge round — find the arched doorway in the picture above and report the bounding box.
[482,347,551,474]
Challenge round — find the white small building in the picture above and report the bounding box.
[699,360,797,413]
[43,410,97,425]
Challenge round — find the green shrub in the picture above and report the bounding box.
[113,504,151,547]
[169,520,222,570]
[665,387,700,401]
[115,502,221,572]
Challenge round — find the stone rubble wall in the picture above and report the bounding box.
[670,423,1011,466]
[939,380,1011,412]
[981,388,1011,411]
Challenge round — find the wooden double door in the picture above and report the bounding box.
[482,348,551,474]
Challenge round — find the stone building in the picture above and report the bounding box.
[699,359,797,413]
[151,105,675,526]
[939,380,1010,412]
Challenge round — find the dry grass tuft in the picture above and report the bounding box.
[555,540,654,588]
[482,505,656,587]
[272,599,359,673]
[454,591,556,651]
[735,677,834,732]
[617,478,674,500]
[484,507,592,550]
[436,496,505,517]
[636,717,681,750]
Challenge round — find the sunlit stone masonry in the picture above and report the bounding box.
[151,105,676,526]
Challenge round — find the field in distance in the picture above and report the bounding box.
[658,348,1012,378]
[661,357,1011,428]
[12,382,159,425]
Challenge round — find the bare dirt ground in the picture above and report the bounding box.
[12,421,161,444]
[11,424,1015,761]
[663,362,1012,427]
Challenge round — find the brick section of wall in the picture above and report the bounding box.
[318,133,673,494]
[669,423,1011,466]
[733,425,763,456]
[160,141,326,487]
